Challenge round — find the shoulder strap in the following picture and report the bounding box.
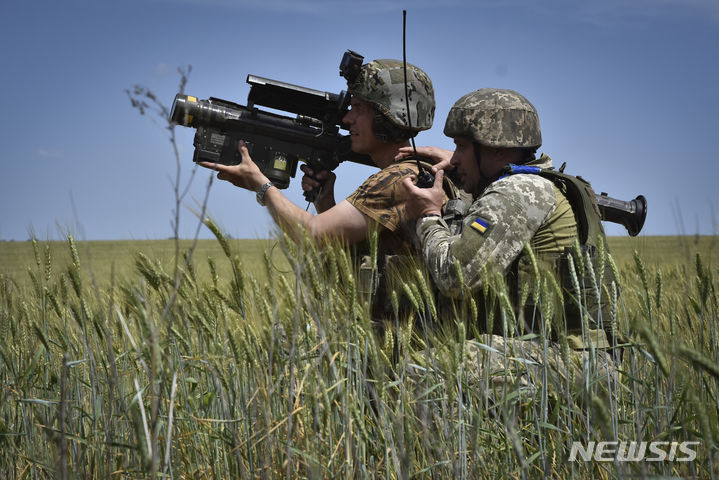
[502,164,604,246]
[540,170,604,247]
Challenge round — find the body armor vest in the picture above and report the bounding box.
[502,164,618,349]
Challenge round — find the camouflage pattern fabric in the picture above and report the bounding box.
[349,59,435,131]
[444,88,542,148]
[416,154,561,297]
[348,159,449,255]
[407,334,617,400]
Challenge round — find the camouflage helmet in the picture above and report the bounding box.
[443,88,542,148]
[348,59,435,132]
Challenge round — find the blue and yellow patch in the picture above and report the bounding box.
[470,217,490,234]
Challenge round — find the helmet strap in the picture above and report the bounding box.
[372,113,414,144]
[473,142,496,194]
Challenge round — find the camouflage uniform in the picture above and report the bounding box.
[408,88,619,397]
[343,58,438,255]
[410,162,618,398]
[348,159,452,256]
[407,334,617,406]
[348,158,456,323]
[415,153,571,296]
[416,154,616,345]
[344,59,441,320]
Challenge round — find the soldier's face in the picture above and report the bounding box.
[451,137,482,195]
[343,98,384,155]
[452,139,511,195]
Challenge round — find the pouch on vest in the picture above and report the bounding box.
[443,198,469,235]
[513,247,615,350]
[358,255,379,300]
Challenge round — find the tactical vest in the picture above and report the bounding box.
[358,158,462,324]
[501,164,618,350]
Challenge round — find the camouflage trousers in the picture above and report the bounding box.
[406,334,618,403]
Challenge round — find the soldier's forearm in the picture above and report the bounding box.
[264,187,315,242]
[417,218,468,297]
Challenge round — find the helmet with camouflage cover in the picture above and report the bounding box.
[348,59,435,135]
[443,88,542,149]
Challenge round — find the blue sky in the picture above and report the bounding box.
[1,0,718,241]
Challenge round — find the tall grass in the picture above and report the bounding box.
[0,229,717,478]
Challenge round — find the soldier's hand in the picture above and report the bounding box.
[396,146,454,174]
[401,170,445,219]
[198,140,270,192]
[300,164,336,212]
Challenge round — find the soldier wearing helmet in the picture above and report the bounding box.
[402,88,571,291]
[299,58,440,255]
[345,59,434,143]
[199,57,445,258]
[402,88,618,350]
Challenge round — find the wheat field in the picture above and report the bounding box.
[0,230,717,478]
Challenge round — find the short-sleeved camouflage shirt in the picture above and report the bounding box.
[347,159,445,255]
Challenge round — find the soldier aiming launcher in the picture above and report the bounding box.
[170,50,371,202]
[170,50,647,236]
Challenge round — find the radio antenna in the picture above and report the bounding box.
[403,10,434,188]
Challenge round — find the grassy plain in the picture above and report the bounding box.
[0,233,718,478]
[0,238,293,292]
[2,234,716,286]
[608,234,718,269]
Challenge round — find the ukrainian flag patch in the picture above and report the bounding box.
[470,217,490,234]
